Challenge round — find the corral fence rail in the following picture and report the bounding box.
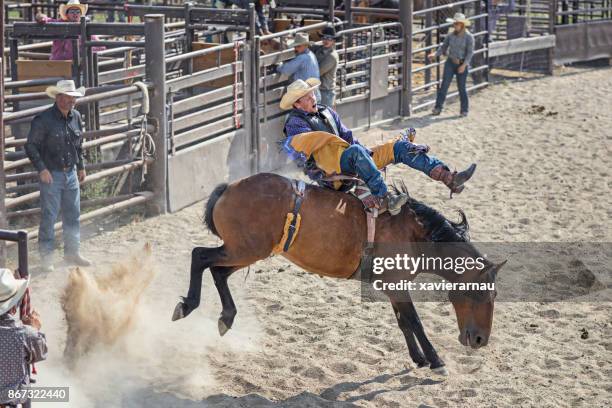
[2,1,612,253]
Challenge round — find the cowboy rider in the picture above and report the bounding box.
[280,78,477,215]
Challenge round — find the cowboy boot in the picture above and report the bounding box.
[430,163,477,196]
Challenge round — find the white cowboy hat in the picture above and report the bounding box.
[280,78,321,110]
[45,79,86,99]
[59,0,88,20]
[446,12,472,27]
[287,32,311,48]
[0,269,29,316]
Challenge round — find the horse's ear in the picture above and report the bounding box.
[488,260,507,281]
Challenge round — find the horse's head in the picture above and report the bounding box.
[449,259,506,349]
[402,194,505,349]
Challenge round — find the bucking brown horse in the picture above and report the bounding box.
[172,173,504,375]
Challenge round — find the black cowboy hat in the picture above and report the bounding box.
[320,26,339,40]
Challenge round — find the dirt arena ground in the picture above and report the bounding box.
[28,63,611,407]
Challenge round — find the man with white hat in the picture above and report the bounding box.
[35,0,104,61]
[280,79,477,212]
[277,33,321,100]
[428,12,475,117]
[25,80,91,272]
[0,269,47,407]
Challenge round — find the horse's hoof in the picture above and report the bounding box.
[172,302,185,321]
[416,360,428,368]
[218,319,230,336]
[432,366,449,376]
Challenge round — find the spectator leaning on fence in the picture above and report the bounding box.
[312,27,340,107]
[35,0,105,61]
[213,0,271,35]
[277,33,321,100]
[0,269,48,407]
[428,13,475,117]
[25,80,91,273]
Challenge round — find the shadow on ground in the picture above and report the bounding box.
[121,369,444,407]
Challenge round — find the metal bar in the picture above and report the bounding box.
[144,14,167,215]
[413,0,479,16]
[5,160,151,209]
[400,0,412,116]
[3,84,149,123]
[8,193,143,219]
[0,3,7,265]
[10,193,153,244]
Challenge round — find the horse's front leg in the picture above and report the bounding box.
[211,265,240,336]
[395,301,447,375]
[391,301,428,368]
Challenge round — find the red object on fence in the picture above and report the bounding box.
[233,41,241,129]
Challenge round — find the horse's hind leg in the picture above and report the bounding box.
[172,246,222,321]
[391,302,428,368]
[211,265,241,336]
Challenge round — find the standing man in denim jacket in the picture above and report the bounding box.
[429,13,475,117]
[25,80,91,272]
[277,33,321,100]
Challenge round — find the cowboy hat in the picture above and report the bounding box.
[320,26,338,41]
[45,80,86,99]
[59,0,88,21]
[446,12,472,27]
[280,78,321,110]
[287,33,311,48]
[0,269,29,316]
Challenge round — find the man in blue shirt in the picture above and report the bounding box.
[277,33,321,100]
[280,79,477,213]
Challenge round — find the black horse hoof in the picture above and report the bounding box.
[431,363,449,376]
[218,319,230,336]
[171,302,186,321]
[416,360,428,368]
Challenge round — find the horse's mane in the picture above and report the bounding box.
[391,181,470,242]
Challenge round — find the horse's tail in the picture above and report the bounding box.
[204,183,229,237]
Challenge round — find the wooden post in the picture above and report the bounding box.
[399,0,413,117]
[0,0,8,265]
[144,14,168,214]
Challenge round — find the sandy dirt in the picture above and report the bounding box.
[26,64,611,407]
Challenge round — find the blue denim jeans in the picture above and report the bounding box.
[340,142,447,197]
[319,89,336,107]
[393,140,445,175]
[435,60,469,113]
[340,145,388,197]
[39,168,81,256]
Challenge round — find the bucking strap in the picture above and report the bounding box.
[272,180,305,254]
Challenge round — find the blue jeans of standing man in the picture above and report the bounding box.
[435,60,469,114]
[339,141,446,197]
[320,89,336,107]
[39,167,81,257]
